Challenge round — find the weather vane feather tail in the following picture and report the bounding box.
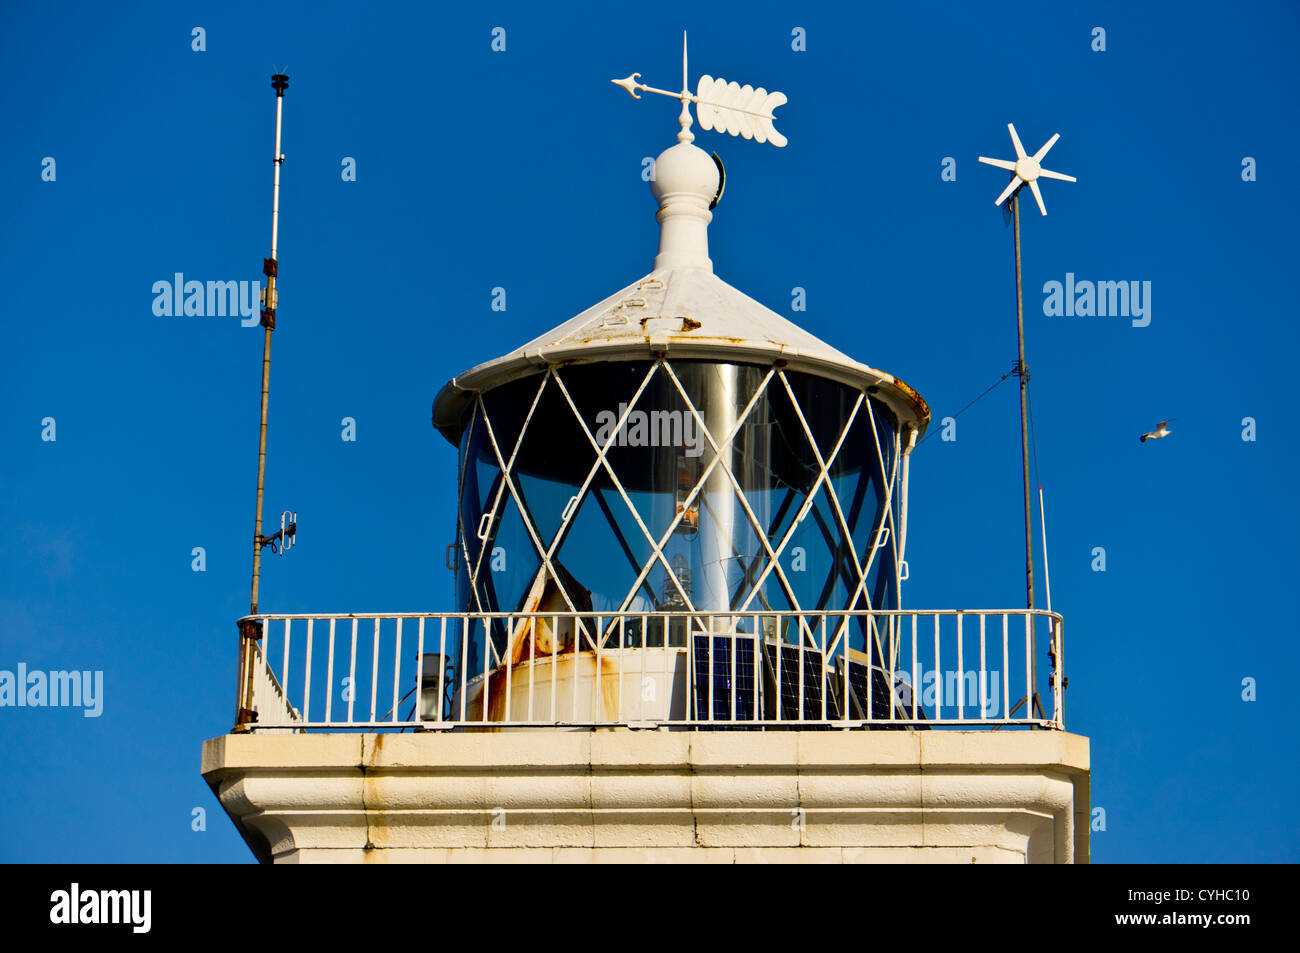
[695,77,787,147]
[612,35,789,149]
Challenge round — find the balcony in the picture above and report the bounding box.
[233,608,1065,732]
[206,606,1086,863]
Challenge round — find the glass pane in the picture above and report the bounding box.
[454,359,900,680]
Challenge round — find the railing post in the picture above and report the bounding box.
[1053,615,1065,729]
[235,617,263,729]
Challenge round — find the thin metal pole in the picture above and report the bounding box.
[250,74,288,615]
[1039,486,1052,615]
[1012,194,1034,612]
[1011,193,1042,718]
[250,317,272,613]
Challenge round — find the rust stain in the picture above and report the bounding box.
[467,568,622,727]
[469,565,618,727]
[362,734,382,852]
[639,315,702,333]
[887,373,932,425]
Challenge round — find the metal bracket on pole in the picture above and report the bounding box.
[257,510,297,555]
[260,256,278,330]
[234,617,264,729]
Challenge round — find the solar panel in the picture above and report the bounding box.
[691,633,759,724]
[838,658,928,730]
[760,640,842,723]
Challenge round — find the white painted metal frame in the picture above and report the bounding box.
[430,357,941,731]
[457,360,906,648]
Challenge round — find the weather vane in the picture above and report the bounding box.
[612,32,788,147]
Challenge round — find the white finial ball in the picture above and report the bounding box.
[651,142,719,207]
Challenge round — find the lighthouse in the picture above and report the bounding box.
[202,57,1090,864]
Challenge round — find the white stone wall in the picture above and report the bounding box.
[201,730,1090,864]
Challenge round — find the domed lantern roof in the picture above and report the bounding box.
[433,139,928,444]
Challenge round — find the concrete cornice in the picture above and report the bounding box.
[202,730,1090,864]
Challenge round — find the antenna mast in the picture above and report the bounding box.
[978,123,1076,721]
[1011,193,1034,616]
[249,73,293,616]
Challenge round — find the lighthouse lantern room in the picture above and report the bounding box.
[430,73,931,726]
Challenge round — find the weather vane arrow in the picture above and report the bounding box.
[612,32,788,147]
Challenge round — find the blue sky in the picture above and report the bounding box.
[1,1,1296,862]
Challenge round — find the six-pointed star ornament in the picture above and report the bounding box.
[978,123,1076,215]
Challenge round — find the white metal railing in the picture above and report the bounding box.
[233,610,1064,731]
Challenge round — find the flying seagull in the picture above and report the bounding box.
[1140,419,1176,443]
[978,123,1077,215]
